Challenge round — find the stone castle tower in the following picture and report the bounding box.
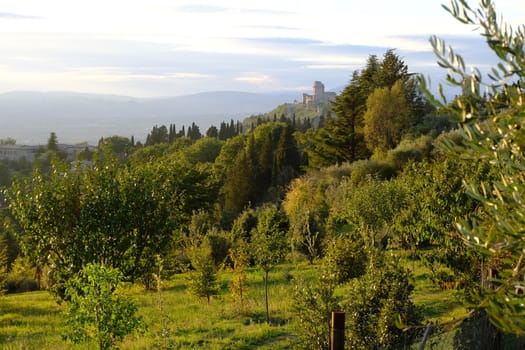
[302,81,336,109]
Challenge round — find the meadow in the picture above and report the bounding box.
[0,258,468,350]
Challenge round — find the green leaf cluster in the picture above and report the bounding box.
[62,263,144,350]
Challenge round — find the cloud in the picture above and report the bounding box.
[235,73,272,84]
[239,8,294,16]
[242,37,323,45]
[167,72,215,79]
[0,12,41,19]
[173,4,293,16]
[240,25,300,31]
[175,4,229,13]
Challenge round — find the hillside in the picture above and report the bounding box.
[242,101,333,130]
[0,91,297,145]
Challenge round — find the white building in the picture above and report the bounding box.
[0,143,93,162]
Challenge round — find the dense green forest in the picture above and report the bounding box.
[1,0,525,349]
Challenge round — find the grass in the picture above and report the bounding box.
[0,263,314,349]
[0,258,470,349]
[410,266,467,325]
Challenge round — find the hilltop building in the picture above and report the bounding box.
[302,81,336,109]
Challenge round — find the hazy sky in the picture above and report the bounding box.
[0,0,523,97]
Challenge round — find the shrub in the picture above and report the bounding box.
[344,253,420,349]
[63,263,145,350]
[293,273,340,350]
[4,256,38,293]
[322,235,367,285]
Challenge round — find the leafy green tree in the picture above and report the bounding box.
[319,71,370,165]
[8,156,219,295]
[0,244,7,293]
[180,137,223,164]
[0,216,20,272]
[283,175,329,263]
[98,136,133,160]
[229,208,257,243]
[187,242,219,304]
[214,134,246,178]
[310,50,432,166]
[422,0,525,334]
[127,143,170,165]
[251,205,289,323]
[229,239,250,309]
[391,148,491,275]
[342,177,406,249]
[363,80,413,157]
[63,263,144,350]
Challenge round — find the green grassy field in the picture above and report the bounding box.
[0,261,467,349]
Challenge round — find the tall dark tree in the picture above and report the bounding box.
[310,50,433,166]
[145,125,169,146]
[47,132,58,152]
[274,124,301,187]
[222,134,257,217]
[206,125,219,138]
[187,122,202,141]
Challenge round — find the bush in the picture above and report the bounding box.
[63,263,145,350]
[385,135,434,170]
[322,236,367,285]
[205,230,231,267]
[293,273,340,350]
[344,253,420,349]
[4,257,38,293]
[348,159,396,186]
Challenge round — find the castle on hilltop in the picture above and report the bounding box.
[302,81,336,109]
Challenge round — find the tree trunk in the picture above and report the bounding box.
[264,270,269,323]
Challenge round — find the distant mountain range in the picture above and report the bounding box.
[0,91,299,145]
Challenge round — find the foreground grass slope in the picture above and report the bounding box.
[0,261,466,349]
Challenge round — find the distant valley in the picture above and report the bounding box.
[0,91,299,145]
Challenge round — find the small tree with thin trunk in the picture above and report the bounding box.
[251,205,288,323]
[187,242,219,304]
[229,239,250,310]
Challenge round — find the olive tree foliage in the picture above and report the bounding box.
[8,155,219,295]
[421,0,525,334]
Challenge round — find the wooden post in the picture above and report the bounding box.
[330,311,345,350]
[418,323,432,350]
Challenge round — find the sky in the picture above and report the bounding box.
[0,0,523,98]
